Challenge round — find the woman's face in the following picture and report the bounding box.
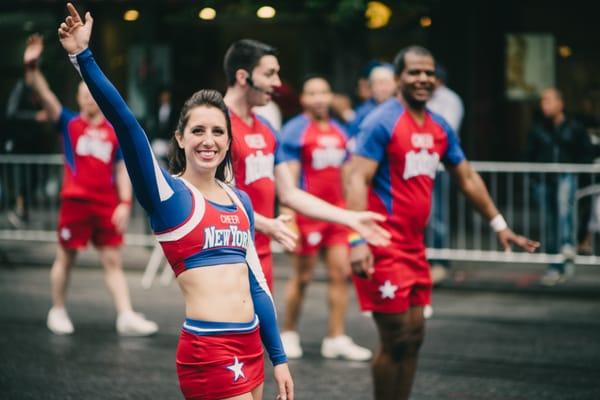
[176,105,230,176]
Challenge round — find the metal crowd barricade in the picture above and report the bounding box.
[0,154,153,246]
[1,155,599,287]
[426,162,600,266]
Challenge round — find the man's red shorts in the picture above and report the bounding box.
[295,217,349,256]
[258,251,273,292]
[57,199,123,249]
[352,247,432,313]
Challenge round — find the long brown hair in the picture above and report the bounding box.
[169,89,233,182]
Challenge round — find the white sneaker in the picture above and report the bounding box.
[280,331,303,359]
[321,335,372,361]
[423,304,434,319]
[540,269,564,286]
[47,307,74,335]
[116,311,158,336]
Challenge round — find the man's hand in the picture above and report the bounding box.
[111,203,131,234]
[347,211,391,247]
[266,214,298,252]
[24,34,43,66]
[58,3,93,55]
[497,228,540,253]
[350,243,374,279]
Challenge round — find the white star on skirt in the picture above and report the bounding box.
[379,280,398,299]
[226,356,245,382]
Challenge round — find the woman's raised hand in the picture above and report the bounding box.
[58,2,93,54]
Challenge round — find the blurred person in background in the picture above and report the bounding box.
[346,45,539,400]
[425,64,465,289]
[331,60,383,126]
[23,33,157,336]
[150,87,177,165]
[4,75,55,227]
[573,97,600,255]
[277,75,371,361]
[347,63,396,139]
[222,39,391,291]
[526,87,593,286]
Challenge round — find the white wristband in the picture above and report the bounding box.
[490,214,508,232]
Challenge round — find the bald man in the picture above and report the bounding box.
[347,64,396,139]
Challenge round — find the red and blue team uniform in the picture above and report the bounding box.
[278,114,350,255]
[56,108,124,249]
[71,49,286,400]
[352,98,465,313]
[230,110,282,289]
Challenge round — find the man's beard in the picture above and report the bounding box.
[403,91,428,110]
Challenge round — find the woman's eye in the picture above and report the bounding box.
[192,127,204,134]
[213,129,225,135]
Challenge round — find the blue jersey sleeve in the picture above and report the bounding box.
[235,187,287,365]
[354,116,393,162]
[57,107,78,172]
[249,271,287,365]
[277,114,309,164]
[114,147,124,162]
[354,99,403,162]
[71,48,191,232]
[431,112,466,166]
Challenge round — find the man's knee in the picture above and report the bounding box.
[383,321,425,361]
[55,247,77,269]
[100,248,122,270]
[296,270,314,289]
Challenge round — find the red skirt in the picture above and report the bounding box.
[176,317,264,400]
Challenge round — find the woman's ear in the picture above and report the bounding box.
[175,131,185,149]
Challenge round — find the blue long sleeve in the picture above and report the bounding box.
[72,49,191,231]
[250,271,287,365]
[235,188,287,365]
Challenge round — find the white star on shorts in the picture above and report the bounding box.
[60,227,71,241]
[226,356,245,382]
[379,280,398,299]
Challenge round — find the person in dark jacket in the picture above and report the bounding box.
[526,87,593,285]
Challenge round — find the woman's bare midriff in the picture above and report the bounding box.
[176,262,255,322]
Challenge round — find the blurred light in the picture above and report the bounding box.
[123,9,139,22]
[420,16,432,28]
[558,45,572,58]
[365,1,392,29]
[257,6,276,19]
[198,7,217,20]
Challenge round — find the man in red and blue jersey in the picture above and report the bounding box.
[223,40,390,292]
[346,45,539,400]
[277,75,371,361]
[23,34,157,336]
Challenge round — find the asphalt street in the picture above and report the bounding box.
[1,245,599,399]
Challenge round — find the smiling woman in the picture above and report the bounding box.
[57,3,293,400]
[169,90,233,182]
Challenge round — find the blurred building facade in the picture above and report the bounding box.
[0,0,598,161]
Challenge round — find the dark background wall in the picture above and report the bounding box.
[1,0,598,160]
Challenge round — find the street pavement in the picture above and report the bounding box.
[1,244,599,399]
